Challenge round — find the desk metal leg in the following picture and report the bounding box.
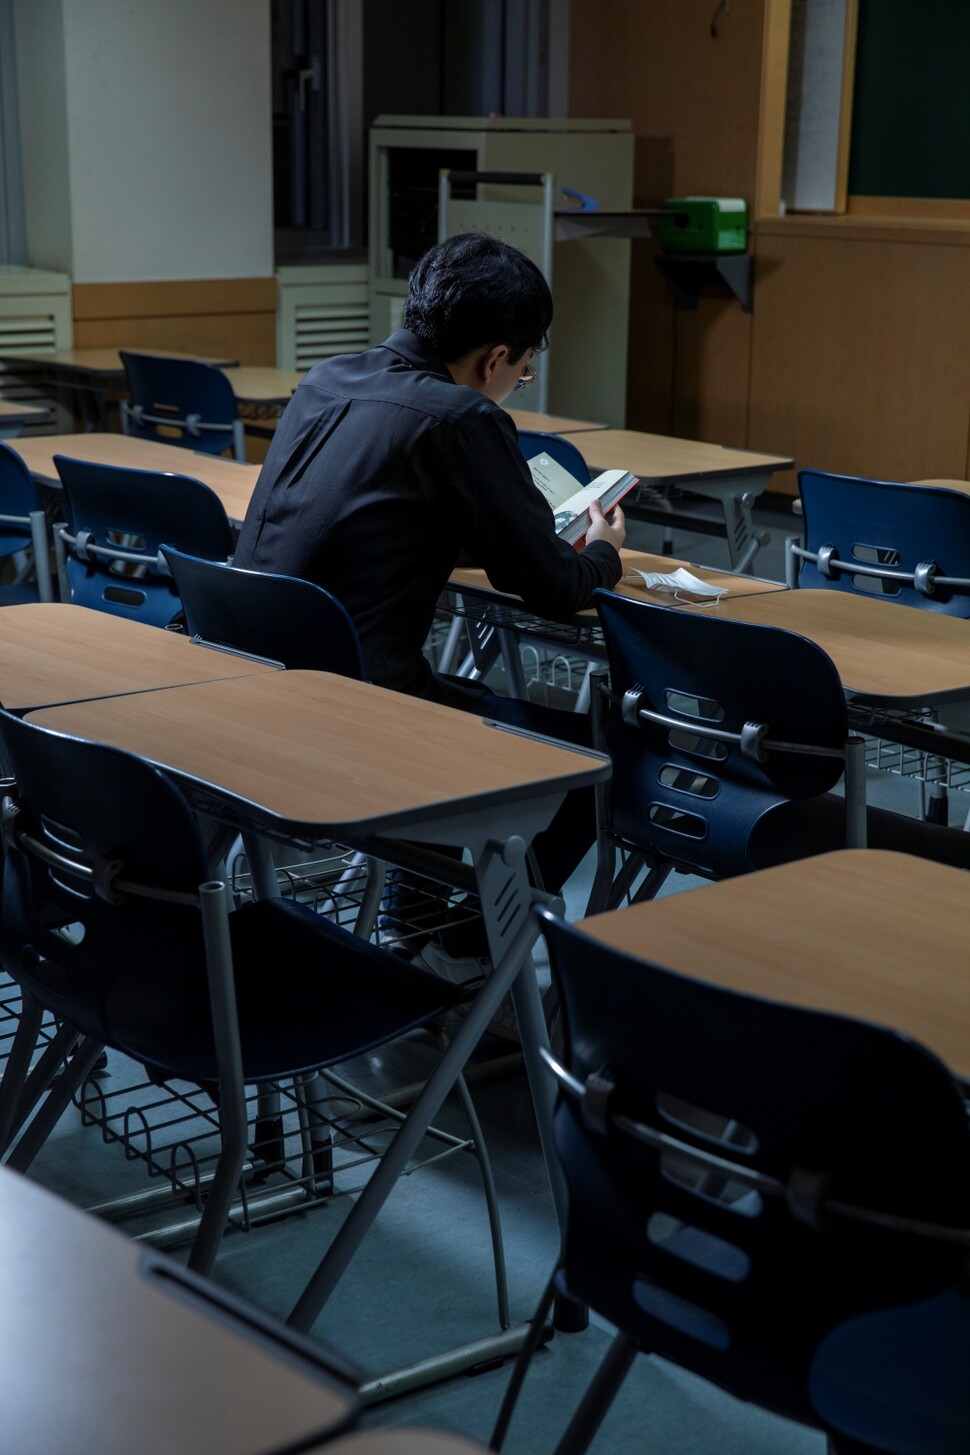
[498,629,529,699]
[508,946,567,1221]
[684,473,772,573]
[287,903,542,1334]
[241,830,280,900]
[29,511,54,603]
[844,734,868,849]
[435,612,467,677]
[239,833,285,1167]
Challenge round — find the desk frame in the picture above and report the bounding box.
[28,673,611,1398]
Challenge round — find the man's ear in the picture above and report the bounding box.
[478,343,510,385]
[447,342,510,394]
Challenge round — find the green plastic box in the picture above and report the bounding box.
[661,196,747,254]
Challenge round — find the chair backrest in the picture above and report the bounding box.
[160,546,366,677]
[594,590,848,879]
[538,906,970,1434]
[516,430,591,484]
[120,352,244,459]
[54,455,233,627]
[0,709,209,1045]
[796,469,970,616]
[0,443,47,603]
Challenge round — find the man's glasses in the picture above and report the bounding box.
[514,363,537,391]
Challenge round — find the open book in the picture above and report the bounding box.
[528,452,638,547]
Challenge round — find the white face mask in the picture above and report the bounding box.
[623,567,727,605]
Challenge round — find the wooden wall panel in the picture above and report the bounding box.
[569,1,766,434]
[625,243,676,432]
[72,278,277,365]
[749,228,970,487]
[570,0,766,200]
[569,3,970,485]
[672,299,753,447]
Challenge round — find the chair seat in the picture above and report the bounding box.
[750,795,970,873]
[104,897,471,1084]
[810,1281,970,1455]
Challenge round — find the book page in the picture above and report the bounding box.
[557,470,628,522]
[528,453,586,514]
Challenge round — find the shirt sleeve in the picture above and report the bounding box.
[446,408,623,618]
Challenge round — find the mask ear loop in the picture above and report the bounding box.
[673,588,727,609]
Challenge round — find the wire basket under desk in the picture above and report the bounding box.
[59,845,490,1251]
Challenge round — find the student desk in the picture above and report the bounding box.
[0,347,239,430]
[221,366,306,406]
[504,408,607,434]
[713,588,970,710]
[0,398,49,433]
[0,602,273,712]
[440,550,787,700]
[238,401,609,444]
[912,477,970,496]
[223,367,306,440]
[0,347,238,374]
[713,587,970,790]
[6,431,259,525]
[571,429,794,572]
[0,1167,357,1455]
[27,669,611,1368]
[580,849,970,1082]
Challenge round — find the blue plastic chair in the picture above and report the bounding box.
[0,443,54,603]
[790,469,970,825]
[588,591,970,910]
[0,709,476,1278]
[790,470,970,614]
[516,430,591,484]
[53,455,233,627]
[120,351,246,460]
[161,546,366,678]
[491,906,970,1455]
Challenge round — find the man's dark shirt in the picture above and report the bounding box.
[233,330,623,700]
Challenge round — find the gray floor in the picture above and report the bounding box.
[14,497,960,1452]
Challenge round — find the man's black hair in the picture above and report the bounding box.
[402,232,552,364]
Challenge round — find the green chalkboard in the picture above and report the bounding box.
[848,0,970,198]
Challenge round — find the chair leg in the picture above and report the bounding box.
[489,1267,559,1451]
[589,846,646,914]
[5,1033,105,1172]
[293,1070,334,1196]
[552,1330,639,1455]
[0,995,44,1156]
[190,882,249,1276]
[629,861,673,905]
[353,854,385,938]
[287,907,541,1333]
[450,1066,510,1331]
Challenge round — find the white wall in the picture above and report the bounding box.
[14,0,73,273]
[15,0,273,282]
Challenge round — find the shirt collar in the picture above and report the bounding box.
[381,329,454,382]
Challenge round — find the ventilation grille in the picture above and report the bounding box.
[0,270,73,430]
[0,311,61,353]
[292,299,370,370]
[276,264,368,371]
[0,320,60,428]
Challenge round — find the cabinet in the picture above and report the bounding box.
[368,116,634,427]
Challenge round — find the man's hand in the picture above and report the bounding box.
[586,498,626,551]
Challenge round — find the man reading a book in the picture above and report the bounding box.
[234,232,625,934]
[235,231,625,705]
